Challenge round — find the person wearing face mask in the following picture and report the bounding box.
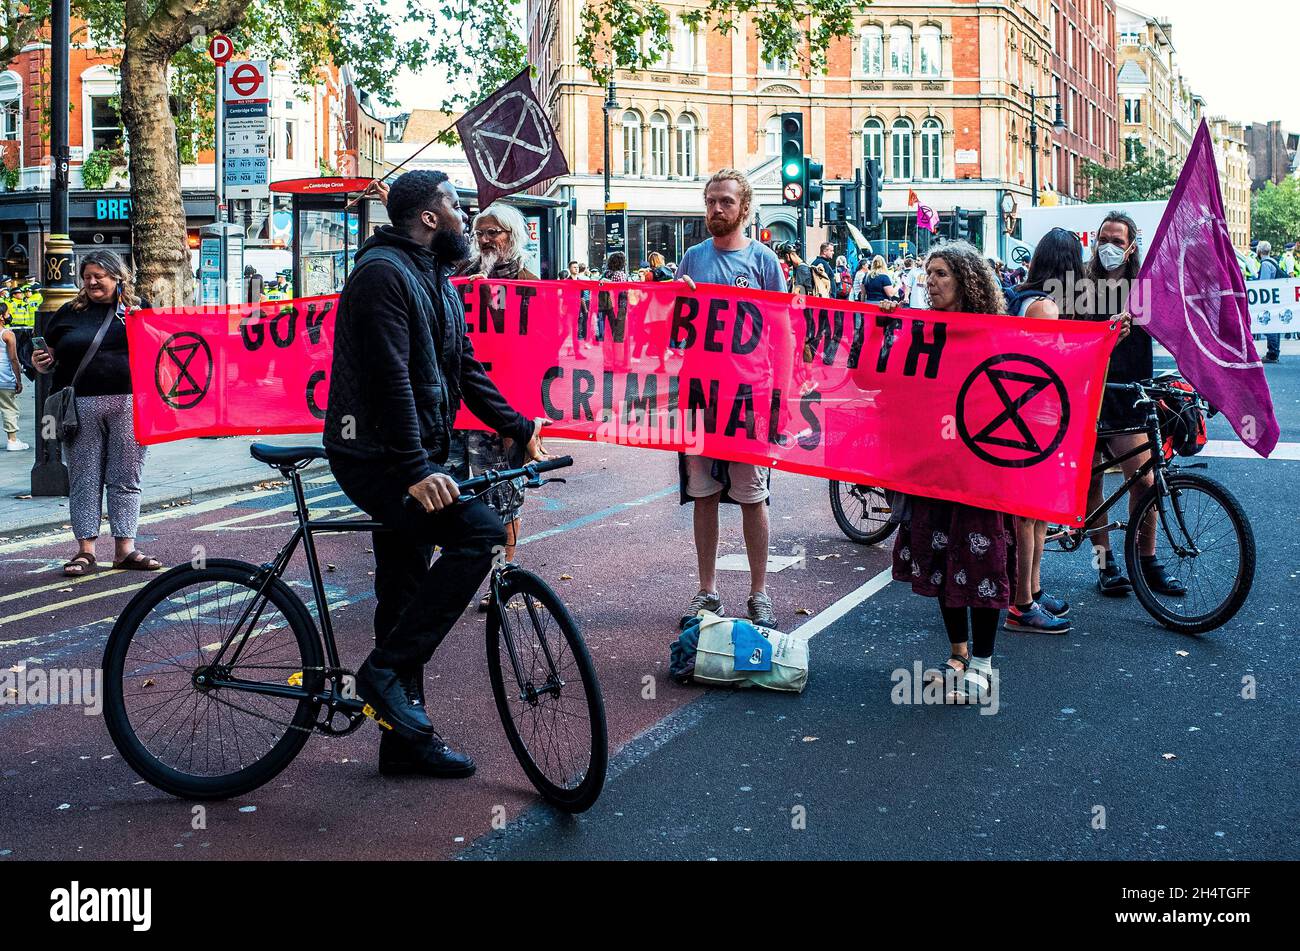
[324,170,547,777]
[33,251,159,577]
[1078,212,1185,599]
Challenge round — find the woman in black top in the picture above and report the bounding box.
[33,250,161,576]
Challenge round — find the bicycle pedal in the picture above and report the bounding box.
[362,703,394,731]
[287,671,303,687]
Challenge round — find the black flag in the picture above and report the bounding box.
[456,67,569,208]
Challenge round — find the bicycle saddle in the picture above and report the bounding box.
[250,443,327,466]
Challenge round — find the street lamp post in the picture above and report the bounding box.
[1028,87,1068,207]
[602,79,619,207]
[32,0,74,496]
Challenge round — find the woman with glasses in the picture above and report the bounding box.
[452,203,538,607]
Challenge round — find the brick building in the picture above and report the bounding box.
[528,0,1067,268]
[1244,119,1298,191]
[0,22,382,280]
[1115,3,1200,167]
[1048,0,1120,203]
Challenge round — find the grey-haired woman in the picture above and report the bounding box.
[32,250,160,577]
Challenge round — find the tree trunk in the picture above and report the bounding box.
[120,45,193,308]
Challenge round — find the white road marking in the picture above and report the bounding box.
[1201,440,1300,461]
[795,567,895,640]
[0,568,125,606]
[0,580,149,628]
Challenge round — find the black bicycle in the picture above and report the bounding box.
[1045,376,1255,634]
[829,481,898,546]
[102,446,608,813]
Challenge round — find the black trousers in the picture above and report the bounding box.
[331,458,506,672]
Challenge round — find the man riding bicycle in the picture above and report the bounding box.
[324,170,545,778]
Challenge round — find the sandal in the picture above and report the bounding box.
[923,652,969,686]
[113,551,163,571]
[946,667,993,705]
[63,552,96,577]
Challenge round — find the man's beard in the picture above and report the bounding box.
[706,210,744,238]
[476,248,500,276]
[430,225,471,264]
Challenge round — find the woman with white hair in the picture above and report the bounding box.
[452,202,538,607]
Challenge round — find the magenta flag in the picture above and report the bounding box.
[1129,120,1280,457]
[916,204,939,233]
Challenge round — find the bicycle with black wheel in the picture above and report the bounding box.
[1045,375,1255,634]
[828,481,898,546]
[102,446,608,813]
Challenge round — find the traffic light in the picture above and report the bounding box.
[841,180,860,230]
[864,159,883,228]
[780,113,805,207]
[759,228,773,244]
[954,207,971,242]
[805,158,824,207]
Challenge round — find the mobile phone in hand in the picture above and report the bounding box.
[31,336,48,351]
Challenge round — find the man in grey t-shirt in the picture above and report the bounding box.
[675,168,787,630]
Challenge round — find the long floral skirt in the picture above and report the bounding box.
[892,497,1016,610]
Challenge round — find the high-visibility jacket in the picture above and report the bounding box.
[262,286,290,302]
[9,297,33,327]
[1281,251,1297,278]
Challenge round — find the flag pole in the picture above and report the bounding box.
[345,117,460,210]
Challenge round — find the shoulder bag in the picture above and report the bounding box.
[43,308,116,443]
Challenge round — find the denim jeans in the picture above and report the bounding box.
[331,458,506,672]
[1265,333,1281,358]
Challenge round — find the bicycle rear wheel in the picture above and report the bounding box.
[1125,473,1255,634]
[486,568,607,813]
[102,560,323,799]
[829,481,897,546]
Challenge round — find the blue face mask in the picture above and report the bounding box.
[1097,243,1127,272]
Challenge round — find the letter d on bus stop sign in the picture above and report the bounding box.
[208,34,233,66]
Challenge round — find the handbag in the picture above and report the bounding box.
[43,308,117,443]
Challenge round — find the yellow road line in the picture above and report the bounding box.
[0,580,149,627]
[0,569,125,606]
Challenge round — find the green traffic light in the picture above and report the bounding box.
[784,162,801,178]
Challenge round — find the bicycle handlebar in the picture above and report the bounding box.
[402,455,574,512]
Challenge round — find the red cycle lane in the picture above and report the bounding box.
[0,441,891,860]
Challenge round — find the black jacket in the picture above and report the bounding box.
[324,226,533,487]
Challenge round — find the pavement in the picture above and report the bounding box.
[0,349,1295,861]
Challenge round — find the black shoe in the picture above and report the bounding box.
[1097,565,1132,597]
[1142,560,1187,597]
[355,657,434,742]
[1263,354,1279,363]
[379,730,477,778]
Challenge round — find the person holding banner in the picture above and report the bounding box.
[674,168,788,630]
[323,170,545,775]
[450,202,540,607]
[878,243,1015,702]
[1082,212,1186,599]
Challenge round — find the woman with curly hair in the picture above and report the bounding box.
[877,242,1015,702]
[32,250,160,576]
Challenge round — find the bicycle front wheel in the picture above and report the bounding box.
[1125,473,1256,634]
[486,568,607,813]
[829,481,897,546]
[102,560,323,799]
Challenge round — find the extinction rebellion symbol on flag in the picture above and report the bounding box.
[456,67,570,208]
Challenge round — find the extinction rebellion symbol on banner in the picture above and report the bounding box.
[956,354,1070,469]
[155,332,213,410]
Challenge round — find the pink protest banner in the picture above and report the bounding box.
[129,281,1118,522]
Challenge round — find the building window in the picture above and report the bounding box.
[621,110,642,176]
[860,26,884,76]
[764,115,781,157]
[891,118,913,179]
[0,73,19,143]
[920,118,942,180]
[675,113,696,179]
[761,46,790,74]
[89,95,123,151]
[918,26,941,77]
[1120,29,1140,46]
[889,26,913,76]
[1124,97,1141,124]
[285,120,295,161]
[863,118,885,169]
[1124,136,1141,163]
[649,111,669,177]
[672,19,697,69]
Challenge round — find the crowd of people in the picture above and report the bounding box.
[1246,238,1300,363]
[7,161,1280,770]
